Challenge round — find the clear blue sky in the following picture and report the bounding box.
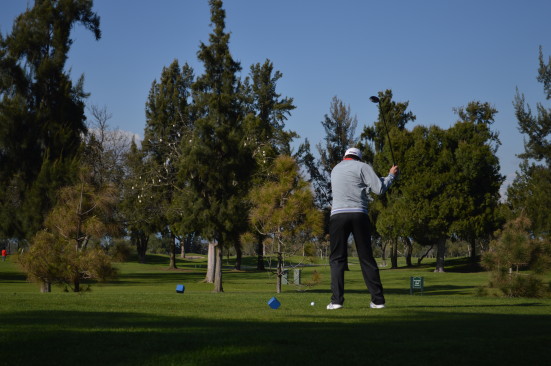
[2,0,551,195]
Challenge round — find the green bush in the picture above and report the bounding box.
[19,230,117,292]
[505,274,549,298]
[483,216,551,298]
[488,270,550,298]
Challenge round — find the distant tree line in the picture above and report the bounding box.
[1,0,549,294]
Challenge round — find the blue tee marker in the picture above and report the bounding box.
[176,284,185,294]
[268,296,280,309]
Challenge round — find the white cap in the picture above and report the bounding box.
[344,147,362,160]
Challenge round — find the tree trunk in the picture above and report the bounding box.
[256,233,265,270]
[380,240,387,267]
[418,244,434,265]
[168,233,177,269]
[205,242,216,283]
[469,239,476,261]
[213,244,223,292]
[390,239,398,269]
[40,280,51,293]
[74,279,80,292]
[135,231,148,264]
[434,238,446,272]
[404,237,413,267]
[234,241,242,270]
[180,236,186,259]
[276,239,283,294]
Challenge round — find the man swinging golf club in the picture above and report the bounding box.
[327,147,398,310]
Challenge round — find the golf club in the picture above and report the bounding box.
[369,96,396,166]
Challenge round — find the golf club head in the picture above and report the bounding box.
[369,96,380,104]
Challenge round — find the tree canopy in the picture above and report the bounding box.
[5,0,544,288]
[508,46,551,239]
[0,0,101,238]
[176,0,255,291]
[249,155,323,293]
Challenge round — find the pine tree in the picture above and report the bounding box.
[120,140,160,263]
[482,216,551,297]
[508,47,551,238]
[20,167,118,292]
[177,0,254,292]
[243,60,297,156]
[249,156,323,293]
[142,60,194,269]
[448,102,504,259]
[362,89,416,171]
[242,59,296,270]
[0,0,101,238]
[299,96,358,210]
[295,96,359,257]
[372,98,503,271]
[395,125,453,271]
[361,90,415,268]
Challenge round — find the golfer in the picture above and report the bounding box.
[327,147,398,310]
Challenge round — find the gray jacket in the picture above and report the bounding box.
[330,159,395,216]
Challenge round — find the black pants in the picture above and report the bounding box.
[329,213,385,306]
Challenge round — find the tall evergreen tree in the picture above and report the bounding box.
[243,60,297,157]
[387,125,453,271]
[360,90,415,268]
[374,100,502,271]
[177,0,254,292]
[120,140,160,263]
[299,96,358,210]
[241,60,296,270]
[362,89,416,170]
[0,0,101,238]
[448,102,504,259]
[508,46,551,238]
[142,60,194,269]
[296,95,359,255]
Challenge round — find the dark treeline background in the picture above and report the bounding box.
[1,0,550,293]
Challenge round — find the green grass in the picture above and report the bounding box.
[1,254,550,366]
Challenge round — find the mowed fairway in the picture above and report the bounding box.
[1,254,550,366]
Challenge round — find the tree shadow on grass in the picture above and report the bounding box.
[125,253,207,266]
[393,302,546,309]
[303,284,477,296]
[443,257,485,273]
[1,308,549,366]
[392,284,477,296]
[0,271,27,282]
[109,271,207,285]
[374,257,485,273]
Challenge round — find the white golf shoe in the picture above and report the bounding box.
[326,302,343,310]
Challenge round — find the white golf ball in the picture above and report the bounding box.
[310,301,315,306]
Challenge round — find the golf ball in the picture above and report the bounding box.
[310,302,315,306]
